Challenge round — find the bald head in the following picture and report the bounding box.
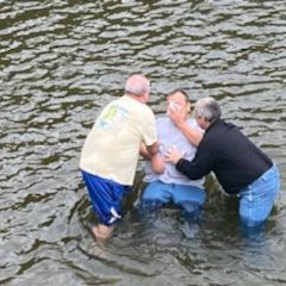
[124,74,150,99]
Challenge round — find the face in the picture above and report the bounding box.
[195,114,208,130]
[166,92,190,118]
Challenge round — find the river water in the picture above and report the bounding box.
[0,0,286,285]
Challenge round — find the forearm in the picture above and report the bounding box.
[140,143,151,160]
[143,142,165,174]
[140,142,159,160]
[147,141,159,156]
[176,158,205,180]
[176,122,202,147]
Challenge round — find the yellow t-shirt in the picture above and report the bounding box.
[80,95,157,185]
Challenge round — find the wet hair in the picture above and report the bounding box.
[124,74,150,97]
[167,89,190,103]
[194,97,221,122]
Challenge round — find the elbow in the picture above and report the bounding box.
[188,173,204,180]
[192,138,200,147]
[188,133,203,147]
[195,134,203,147]
[181,170,201,180]
[147,142,159,155]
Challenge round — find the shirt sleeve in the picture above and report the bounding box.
[176,140,215,180]
[141,108,158,146]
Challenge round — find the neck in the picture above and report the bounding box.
[205,118,220,130]
[125,93,146,104]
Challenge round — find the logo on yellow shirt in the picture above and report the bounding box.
[96,104,129,129]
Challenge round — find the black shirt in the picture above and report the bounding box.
[176,119,273,194]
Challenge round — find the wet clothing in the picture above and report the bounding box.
[142,117,205,216]
[80,95,157,185]
[80,95,157,225]
[141,180,206,215]
[82,171,131,225]
[239,164,280,225]
[176,119,273,194]
[175,119,280,225]
[144,117,204,188]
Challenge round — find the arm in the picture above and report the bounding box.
[140,111,165,173]
[139,141,159,159]
[165,142,215,180]
[168,109,203,146]
[139,143,151,160]
[140,142,165,174]
[146,141,159,156]
[175,121,203,147]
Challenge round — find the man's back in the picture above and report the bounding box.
[80,95,157,185]
[199,119,273,193]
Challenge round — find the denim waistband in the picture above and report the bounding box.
[238,163,279,197]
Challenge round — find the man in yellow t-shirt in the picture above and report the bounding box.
[80,74,160,245]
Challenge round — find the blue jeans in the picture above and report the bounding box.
[239,164,280,227]
[141,180,206,217]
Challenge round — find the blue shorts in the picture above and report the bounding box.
[141,180,206,213]
[239,164,280,227]
[81,171,131,226]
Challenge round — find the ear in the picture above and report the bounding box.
[187,102,191,113]
[143,91,150,103]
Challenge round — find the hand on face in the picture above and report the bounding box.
[167,104,185,126]
[166,92,190,126]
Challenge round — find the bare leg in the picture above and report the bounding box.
[91,224,114,248]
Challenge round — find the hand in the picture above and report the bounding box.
[151,154,165,174]
[168,107,185,127]
[165,147,184,164]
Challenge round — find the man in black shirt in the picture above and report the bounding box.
[166,97,280,227]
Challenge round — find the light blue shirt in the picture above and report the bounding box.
[144,117,205,188]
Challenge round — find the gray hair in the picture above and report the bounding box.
[124,74,150,97]
[194,97,221,122]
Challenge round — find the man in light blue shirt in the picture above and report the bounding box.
[140,89,206,218]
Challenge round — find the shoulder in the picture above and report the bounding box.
[98,99,119,116]
[142,105,156,121]
[156,116,171,127]
[123,96,155,117]
[212,119,240,136]
[102,98,118,108]
[156,116,169,123]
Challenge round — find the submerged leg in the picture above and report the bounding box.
[138,180,170,217]
[179,201,202,222]
[239,164,280,228]
[90,224,114,248]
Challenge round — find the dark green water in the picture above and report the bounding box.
[0,1,285,285]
